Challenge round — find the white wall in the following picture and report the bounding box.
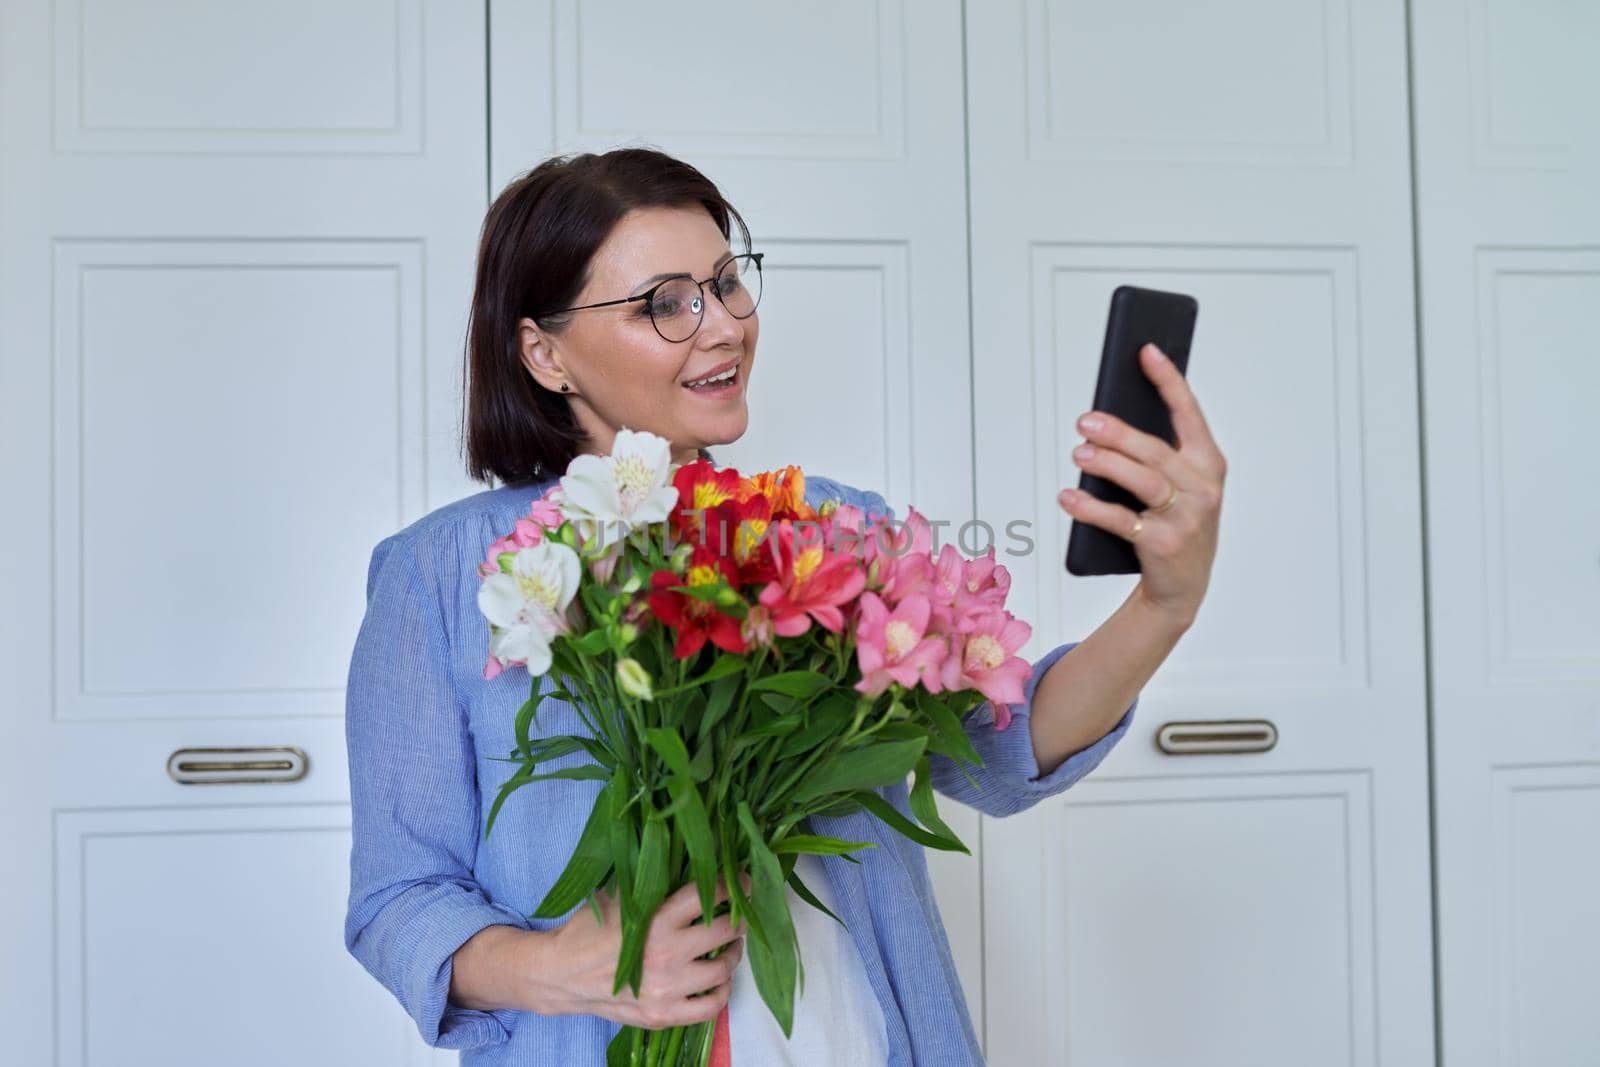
[1,2,1594,1064]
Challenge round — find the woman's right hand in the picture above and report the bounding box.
[527,874,748,1029]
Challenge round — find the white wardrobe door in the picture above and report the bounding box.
[486,0,986,1024]
[1411,1,1600,1065]
[966,1,1436,1064]
[0,2,487,1063]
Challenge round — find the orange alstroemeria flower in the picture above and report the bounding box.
[743,465,816,522]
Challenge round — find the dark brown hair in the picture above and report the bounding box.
[462,148,752,486]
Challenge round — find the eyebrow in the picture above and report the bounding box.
[630,251,736,296]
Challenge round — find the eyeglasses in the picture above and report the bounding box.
[544,252,764,343]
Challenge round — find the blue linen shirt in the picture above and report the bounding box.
[343,472,1138,1066]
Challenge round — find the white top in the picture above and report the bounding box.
[728,853,889,1065]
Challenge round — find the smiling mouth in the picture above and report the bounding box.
[683,362,741,391]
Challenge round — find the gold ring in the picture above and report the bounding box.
[1150,482,1180,514]
[1128,516,1144,541]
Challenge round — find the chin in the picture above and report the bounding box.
[693,408,749,449]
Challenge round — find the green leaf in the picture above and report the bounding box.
[770,834,875,857]
[658,580,729,604]
[695,673,742,746]
[652,652,746,700]
[854,788,970,854]
[513,696,538,762]
[737,802,798,1037]
[696,653,748,684]
[486,762,609,841]
[527,734,586,762]
[747,670,832,700]
[777,696,853,760]
[644,728,692,778]
[867,721,941,744]
[786,866,846,928]
[531,780,616,918]
[526,764,611,783]
[758,692,799,715]
[615,811,668,997]
[686,737,714,783]
[604,1027,633,1067]
[914,689,985,769]
[787,738,928,805]
[666,774,719,922]
[806,793,870,819]
[909,755,963,846]
[607,768,638,926]
[568,628,609,656]
[742,715,802,740]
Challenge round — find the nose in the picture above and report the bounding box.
[696,284,747,346]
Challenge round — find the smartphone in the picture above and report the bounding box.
[1065,285,1198,576]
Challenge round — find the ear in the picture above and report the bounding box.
[517,317,570,394]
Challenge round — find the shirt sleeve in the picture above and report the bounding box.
[928,639,1136,816]
[343,532,532,1050]
[848,486,1138,818]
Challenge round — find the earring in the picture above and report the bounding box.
[560,383,570,392]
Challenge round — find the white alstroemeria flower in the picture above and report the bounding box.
[476,540,582,677]
[558,428,678,552]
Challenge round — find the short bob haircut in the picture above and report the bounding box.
[463,147,752,486]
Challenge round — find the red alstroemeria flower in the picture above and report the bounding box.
[757,522,867,637]
[648,544,748,659]
[704,493,779,587]
[670,459,747,547]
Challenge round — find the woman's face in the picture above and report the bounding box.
[518,204,759,467]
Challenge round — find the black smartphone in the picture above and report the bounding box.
[1065,285,1198,576]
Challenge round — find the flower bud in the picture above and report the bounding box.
[615,657,654,701]
[741,605,774,649]
[619,566,643,595]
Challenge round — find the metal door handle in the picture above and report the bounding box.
[167,746,309,784]
[1155,720,1277,755]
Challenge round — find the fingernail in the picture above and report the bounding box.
[1147,344,1168,361]
[1079,415,1103,432]
[1060,489,1078,506]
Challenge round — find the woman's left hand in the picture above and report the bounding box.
[1059,342,1227,630]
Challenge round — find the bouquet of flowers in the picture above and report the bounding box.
[475,429,1032,1067]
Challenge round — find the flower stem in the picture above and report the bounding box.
[660,1024,685,1066]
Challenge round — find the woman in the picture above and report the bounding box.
[343,148,1225,1065]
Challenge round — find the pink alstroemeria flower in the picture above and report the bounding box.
[853,593,949,698]
[928,544,1014,633]
[757,523,866,637]
[526,492,564,530]
[478,490,566,577]
[939,611,1032,727]
[856,507,935,607]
